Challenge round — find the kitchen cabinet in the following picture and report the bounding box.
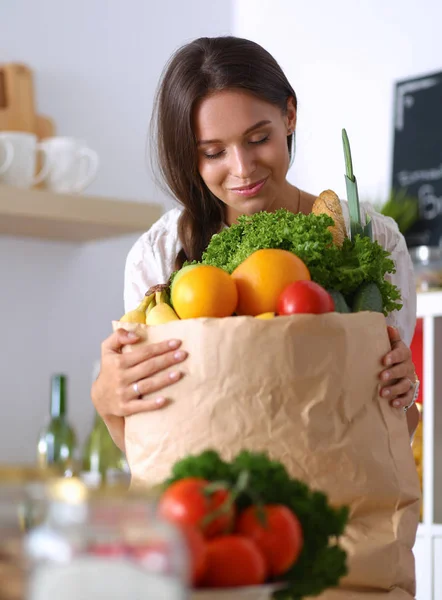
[413,291,442,599]
[434,537,442,599]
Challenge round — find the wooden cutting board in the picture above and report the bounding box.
[35,114,55,140]
[0,63,36,132]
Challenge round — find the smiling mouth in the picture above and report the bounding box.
[230,178,268,197]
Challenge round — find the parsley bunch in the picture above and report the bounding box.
[165,449,349,600]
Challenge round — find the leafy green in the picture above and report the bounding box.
[198,209,402,315]
[165,449,349,600]
[202,211,335,274]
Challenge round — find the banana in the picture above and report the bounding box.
[119,293,154,323]
[145,296,156,317]
[145,290,180,325]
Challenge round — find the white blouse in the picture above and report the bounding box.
[124,201,417,346]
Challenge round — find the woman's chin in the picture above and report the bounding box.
[234,196,274,216]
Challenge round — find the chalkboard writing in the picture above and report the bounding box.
[391,70,442,248]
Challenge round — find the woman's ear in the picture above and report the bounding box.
[286,96,297,134]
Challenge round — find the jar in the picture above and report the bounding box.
[24,478,190,600]
[0,466,52,600]
[409,245,442,292]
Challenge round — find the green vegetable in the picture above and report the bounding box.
[165,449,349,600]
[352,282,384,313]
[197,208,401,315]
[342,128,373,241]
[328,290,351,313]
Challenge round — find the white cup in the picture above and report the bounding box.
[0,138,14,176]
[0,132,51,188]
[40,137,99,194]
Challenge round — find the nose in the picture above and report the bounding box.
[229,146,256,179]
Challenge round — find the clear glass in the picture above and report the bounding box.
[25,479,190,600]
[0,467,50,600]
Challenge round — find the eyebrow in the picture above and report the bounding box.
[197,120,272,146]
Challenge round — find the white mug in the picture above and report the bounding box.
[0,132,50,188]
[40,137,99,194]
[0,138,14,176]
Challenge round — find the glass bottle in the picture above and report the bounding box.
[25,478,190,600]
[80,411,129,489]
[37,374,77,477]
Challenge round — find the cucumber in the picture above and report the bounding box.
[328,290,351,314]
[352,282,383,313]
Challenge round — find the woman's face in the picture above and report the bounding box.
[194,89,297,224]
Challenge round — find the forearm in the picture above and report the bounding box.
[91,377,126,453]
[406,403,419,441]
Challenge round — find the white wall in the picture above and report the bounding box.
[234,0,442,204]
[0,0,232,463]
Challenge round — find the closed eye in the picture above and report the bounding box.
[204,149,225,160]
[203,135,270,160]
[250,135,269,145]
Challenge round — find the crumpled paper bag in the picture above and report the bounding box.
[113,312,420,599]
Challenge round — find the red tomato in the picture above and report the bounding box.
[277,280,334,315]
[202,535,267,588]
[179,525,208,586]
[236,505,303,576]
[158,477,235,538]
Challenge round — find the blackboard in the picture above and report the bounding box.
[391,70,442,248]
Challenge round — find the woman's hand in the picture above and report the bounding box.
[379,326,420,439]
[379,326,417,410]
[91,328,187,450]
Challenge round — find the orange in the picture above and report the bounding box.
[171,265,238,319]
[231,249,310,316]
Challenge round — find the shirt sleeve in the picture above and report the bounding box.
[123,207,183,313]
[123,234,163,314]
[362,203,417,347]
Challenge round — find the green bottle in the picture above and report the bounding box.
[37,374,77,477]
[81,411,129,488]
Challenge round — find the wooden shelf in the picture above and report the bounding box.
[0,185,163,242]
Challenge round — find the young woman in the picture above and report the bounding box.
[91,36,419,452]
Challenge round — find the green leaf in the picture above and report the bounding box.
[342,128,374,243]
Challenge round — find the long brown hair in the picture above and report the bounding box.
[150,36,297,269]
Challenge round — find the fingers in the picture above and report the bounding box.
[380,326,416,411]
[380,362,409,385]
[381,375,413,399]
[126,348,187,389]
[102,328,140,354]
[387,325,402,344]
[125,396,170,417]
[118,339,183,369]
[115,366,180,416]
[383,340,410,368]
[108,340,188,416]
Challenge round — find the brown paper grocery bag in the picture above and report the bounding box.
[113,313,420,598]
